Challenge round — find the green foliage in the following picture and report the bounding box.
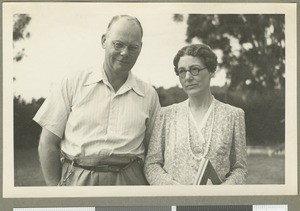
[14,96,44,148]
[155,86,187,107]
[225,89,285,146]
[13,14,31,62]
[13,14,31,41]
[176,14,285,92]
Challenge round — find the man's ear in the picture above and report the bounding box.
[139,42,143,52]
[210,71,215,79]
[101,34,107,49]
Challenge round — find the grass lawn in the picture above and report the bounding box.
[14,148,284,186]
[14,148,46,186]
[247,154,284,184]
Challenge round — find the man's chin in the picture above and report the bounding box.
[115,66,131,73]
[112,62,134,73]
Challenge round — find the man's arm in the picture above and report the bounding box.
[143,88,161,153]
[38,128,62,186]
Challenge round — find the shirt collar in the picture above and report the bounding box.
[121,71,145,97]
[83,67,104,86]
[83,67,145,97]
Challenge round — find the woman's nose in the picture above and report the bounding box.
[185,71,193,79]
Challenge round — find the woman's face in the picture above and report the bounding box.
[178,55,213,97]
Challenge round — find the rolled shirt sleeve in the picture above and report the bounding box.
[33,76,72,139]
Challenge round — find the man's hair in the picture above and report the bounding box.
[106,15,143,38]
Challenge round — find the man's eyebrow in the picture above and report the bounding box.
[113,40,139,45]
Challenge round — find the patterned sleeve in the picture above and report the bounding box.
[223,108,248,184]
[144,108,180,185]
[33,76,73,139]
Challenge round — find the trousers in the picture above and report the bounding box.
[58,152,148,186]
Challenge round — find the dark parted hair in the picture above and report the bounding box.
[173,44,218,74]
[106,15,143,38]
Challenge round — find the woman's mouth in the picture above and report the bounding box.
[186,84,197,88]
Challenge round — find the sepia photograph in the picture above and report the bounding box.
[2,2,297,198]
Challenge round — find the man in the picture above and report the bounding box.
[33,15,160,186]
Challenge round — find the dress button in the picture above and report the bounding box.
[194,146,202,154]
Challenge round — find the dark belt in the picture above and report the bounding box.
[62,157,139,173]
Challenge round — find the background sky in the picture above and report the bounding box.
[13,6,226,102]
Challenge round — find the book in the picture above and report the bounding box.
[193,158,222,185]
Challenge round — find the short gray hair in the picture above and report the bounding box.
[106,15,143,38]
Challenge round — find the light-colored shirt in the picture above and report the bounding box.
[33,66,160,158]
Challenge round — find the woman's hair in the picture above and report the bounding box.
[173,44,218,74]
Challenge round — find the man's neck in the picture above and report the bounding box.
[103,66,129,92]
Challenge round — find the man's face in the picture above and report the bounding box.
[102,19,142,74]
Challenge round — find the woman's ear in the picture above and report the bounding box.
[101,34,106,49]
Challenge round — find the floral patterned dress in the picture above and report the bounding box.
[144,98,247,185]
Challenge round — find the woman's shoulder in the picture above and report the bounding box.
[215,98,244,116]
[160,100,187,116]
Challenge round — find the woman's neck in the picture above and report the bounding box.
[189,91,213,111]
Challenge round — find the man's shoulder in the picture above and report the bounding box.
[131,73,157,95]
[57,67,96,90]
[62,67,94,83]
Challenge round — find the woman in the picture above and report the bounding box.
[144,44,247,185]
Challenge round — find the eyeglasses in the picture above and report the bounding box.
[112,41,140,54]
[176,66,207,78]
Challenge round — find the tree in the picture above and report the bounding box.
[174,14,285,93]
[13,14,31,62]
[174,14,285,146]
[14,96,45,149]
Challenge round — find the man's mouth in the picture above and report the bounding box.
[117,60,130,64]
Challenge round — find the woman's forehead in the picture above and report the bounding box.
[178,55,204,67]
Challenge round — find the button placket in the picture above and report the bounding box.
[107,94,119,136]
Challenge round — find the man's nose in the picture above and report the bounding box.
[120,46,130,55]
